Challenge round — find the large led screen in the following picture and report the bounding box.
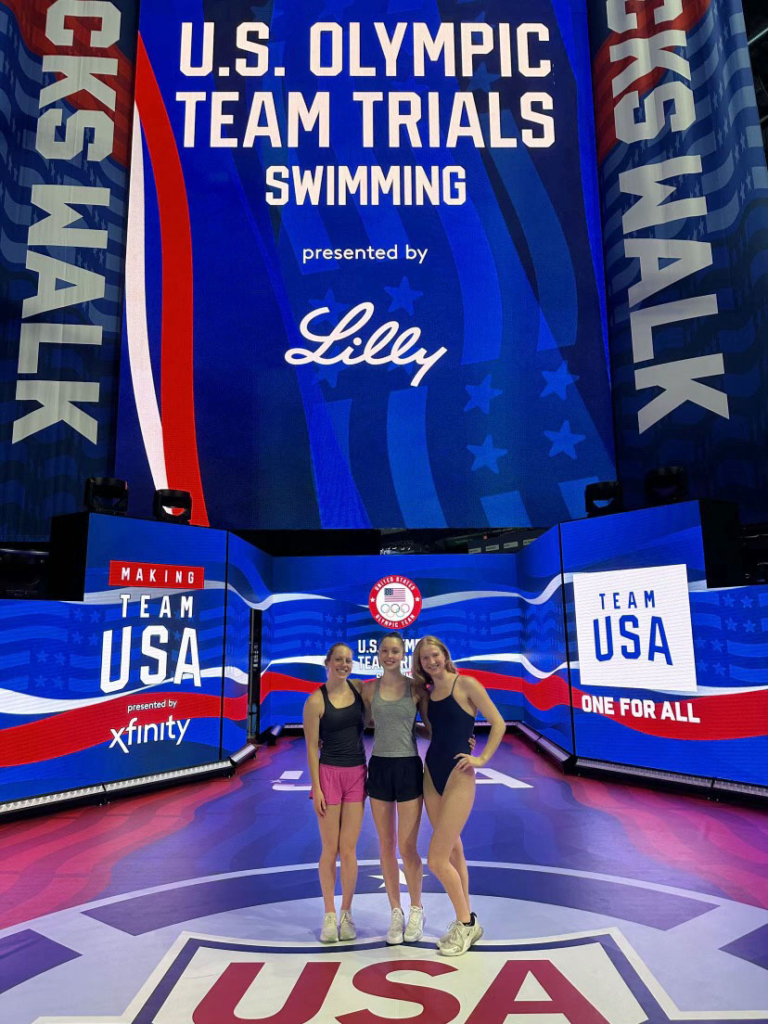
[116,0,615,530]
[259,551,567,741]
[562,505,768,787]
[0,517,231,803]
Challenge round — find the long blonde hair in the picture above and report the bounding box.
[412,635,458,694]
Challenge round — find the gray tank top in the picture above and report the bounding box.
[371,678,418,758]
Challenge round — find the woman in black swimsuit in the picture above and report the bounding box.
[413,635,506,957]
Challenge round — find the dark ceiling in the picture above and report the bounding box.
[743,0,768,149]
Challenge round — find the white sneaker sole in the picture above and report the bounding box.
[437,938,472,957]
[320,933,338,943]
[386,932,404,945]
[437,922,482,956]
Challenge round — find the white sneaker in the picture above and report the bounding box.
[386,907,405,945]
[339,909,356,940]
[436,920,461,952]
[437,917,483,957]
[404,905,425,942]
[320,912,338,943]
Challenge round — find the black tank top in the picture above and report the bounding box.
[319,681,366,767]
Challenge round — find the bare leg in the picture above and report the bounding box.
[425,765,475,923]
[370,798,401,910]
[422,766,442,827]
[397,797,424,907]
[338,801,365,912]
[316,804,342,913]
[449,836,470,910]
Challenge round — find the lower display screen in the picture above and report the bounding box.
[0,506,765,805]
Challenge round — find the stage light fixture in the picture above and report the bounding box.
[644,465,688,506]
[513,722,541,744]
[0,547,49,598]
[575,758,712,793]
[153,488,192,524]
[584,480,623,518]
[536,736,575,767]
[0,785,104,820]
[263,723,284,746]
[84,477,128,516]
[712,778,768,806]
[104,761,232,794]
[230,743,257,767]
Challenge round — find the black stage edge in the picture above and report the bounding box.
[573,757,713,798]
[0,755,251,824]
[698,499,743,587]
[48,512,91,600]
[509,724,768,807]
[511,722,576,771]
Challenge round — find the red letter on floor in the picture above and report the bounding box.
[337,960,460,1024]
[465,960,611,1024]
[193,960,339,1024]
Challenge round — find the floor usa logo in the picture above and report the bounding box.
[39,930,768,1024]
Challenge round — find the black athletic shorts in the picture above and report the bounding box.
[367,755,424,803]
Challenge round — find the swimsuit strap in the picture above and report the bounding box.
[449,673,460,697]
[322,681,359,708]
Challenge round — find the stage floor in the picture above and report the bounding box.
[1,734,767,1022]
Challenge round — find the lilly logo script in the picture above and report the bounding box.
[285,301,447,386]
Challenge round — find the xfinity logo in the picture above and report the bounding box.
[109,715,190,753]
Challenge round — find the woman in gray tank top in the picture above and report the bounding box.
[362,633,429,945]
[363,632,477,945]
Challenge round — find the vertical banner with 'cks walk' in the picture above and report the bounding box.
[589,0,768,518]
[0,0,139,539]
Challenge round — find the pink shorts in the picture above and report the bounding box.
[314,763,367,805]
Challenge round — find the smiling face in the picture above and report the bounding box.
[419,643,446,678]
[325,644,353,683]
[378,636,405,671]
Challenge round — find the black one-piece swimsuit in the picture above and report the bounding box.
[425,675,475,795]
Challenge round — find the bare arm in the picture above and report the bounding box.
[303,691,326,815]
[359,679,375,728]
[454,677,505,771]
[415,685,432,740]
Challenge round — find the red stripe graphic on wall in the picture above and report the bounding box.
[0,692,246,765]
[259,668,768,742]
[2,0,134,165]
[134,35,208,526]
[592,0,710,164]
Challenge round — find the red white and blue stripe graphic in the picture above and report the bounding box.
[121,36,208,525]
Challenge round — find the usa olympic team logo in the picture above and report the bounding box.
[369,575,422,628]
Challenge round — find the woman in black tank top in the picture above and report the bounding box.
[303,642,368,944]
[413,635,506,957]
